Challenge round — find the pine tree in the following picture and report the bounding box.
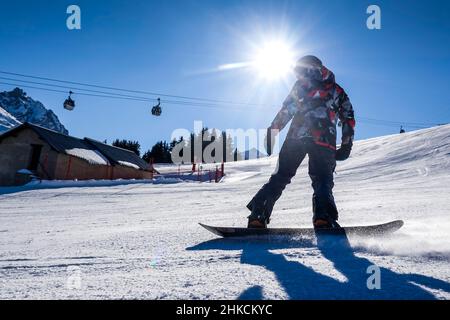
[141,126,238,165]
[112,139,141,156]
[142,150,153,163]
[142,140,173,163]
[222,131,235,162]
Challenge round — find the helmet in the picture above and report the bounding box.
[296,55,322,68]
[294,55,323,79]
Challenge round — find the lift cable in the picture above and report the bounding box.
[0,79,444,129]
[0,70,271,108]
[0,81,248,111]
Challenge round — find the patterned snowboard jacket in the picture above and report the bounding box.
[270,66,355,150]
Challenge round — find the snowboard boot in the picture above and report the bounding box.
[246,197,274,229]
[247,216,268,229]
[247,206,269,228]
[313,215,341,230]
[247,204,269,229]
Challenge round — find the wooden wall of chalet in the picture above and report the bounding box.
[0,128,58,185]
[54,153,153,181]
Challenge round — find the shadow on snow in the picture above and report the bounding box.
[187,233,450,300]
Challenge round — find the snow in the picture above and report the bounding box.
[0,88,67,134]
[0,106,21,133]
[241,148,267,160]
[0,177,182,196]
[16,169,33,175]
[1,125,450,299]
[118,161,140,170]
[65,148,110,166]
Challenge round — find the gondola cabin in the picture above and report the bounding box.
[151,98,162,116]
[64,91,75,111]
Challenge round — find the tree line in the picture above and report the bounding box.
[112,127,242,164]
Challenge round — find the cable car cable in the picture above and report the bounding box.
[0,81,443,128]
[0,70,270,107]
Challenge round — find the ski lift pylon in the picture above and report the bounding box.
[64,91,75,111]
[151,97,162,116]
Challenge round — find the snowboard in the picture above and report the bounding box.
[199,220,404,238]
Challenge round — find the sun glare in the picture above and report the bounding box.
[253,40,295,80]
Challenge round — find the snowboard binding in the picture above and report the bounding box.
[246,198,274,229]
[313,215,341,230]
[247,215,269,229]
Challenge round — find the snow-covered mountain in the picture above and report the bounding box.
[0,125,449,299]
[0,87,68,134]
[0,106,21,132]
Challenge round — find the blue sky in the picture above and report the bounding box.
[0,0,449,152]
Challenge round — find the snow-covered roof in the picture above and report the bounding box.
[65,148,110,166]
[22,123,95,155]
[85,138,150,170]
[117,161,140,170]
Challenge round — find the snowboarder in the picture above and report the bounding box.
[247,55,356,229]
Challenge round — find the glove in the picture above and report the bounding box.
[335,143,352,161]
[264,127,277,156]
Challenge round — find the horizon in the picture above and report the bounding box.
[2,99,448,157]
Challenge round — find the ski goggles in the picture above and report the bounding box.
[294,65,322,79]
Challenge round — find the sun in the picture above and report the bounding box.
[252,40,296,80]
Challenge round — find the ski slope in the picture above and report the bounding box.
[1,125,450,299]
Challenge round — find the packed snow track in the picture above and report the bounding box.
[1,125,450,299]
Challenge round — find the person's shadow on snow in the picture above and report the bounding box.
[187,233,450,300]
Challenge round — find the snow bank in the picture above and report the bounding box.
[16,169,33,175]
[152,176,182,184]
[0,177,185,195]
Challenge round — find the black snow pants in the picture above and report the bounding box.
[247,138,338,224]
